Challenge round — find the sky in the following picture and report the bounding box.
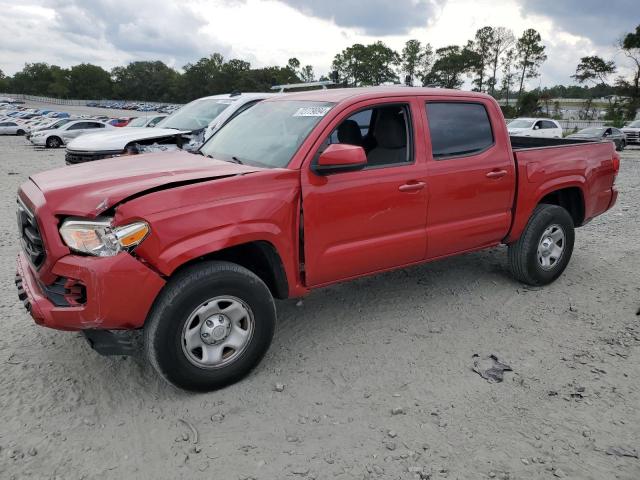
[0,0,637,88]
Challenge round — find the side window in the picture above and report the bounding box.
[68,122,85,130]
[148,116,163,127]
[87,123,104,129]
[425,102,494,159]
[326,104,412,168]
[541,120,557,129]
[0,122,7,127]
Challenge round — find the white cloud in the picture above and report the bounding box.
[0,0,636,88]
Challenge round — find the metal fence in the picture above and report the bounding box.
[0,93,170,107]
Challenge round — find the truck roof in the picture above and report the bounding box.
[262,86,493,103]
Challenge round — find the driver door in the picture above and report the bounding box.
[300,98,428,287]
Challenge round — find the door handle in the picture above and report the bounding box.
[486,170,507,179]
[398,181,426,192]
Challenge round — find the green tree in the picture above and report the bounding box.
[68,64,112,99]
[619,24,640,119]
[487,27,515,96]
[111,61,180,101]
[181,54,225,99]
[500,48,516,105]
[517,91,541,116]
[11,63,69,97]
[427,45,477,89]
[468,26,496,92]
[0,69,9,92]
[572,56,616,86]
[401,40,433,86]
[299,65,315,82]
[401,40,423,86]
[515,29,547,96]
[332,42,400,86]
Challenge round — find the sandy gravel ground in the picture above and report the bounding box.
[0,134,638,480]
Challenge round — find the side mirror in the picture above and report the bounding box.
[313,143,367,175]
[533,125,540,130]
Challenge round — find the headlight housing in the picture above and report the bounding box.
[59,218,149,256]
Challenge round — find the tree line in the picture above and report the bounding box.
[0,24,638,120]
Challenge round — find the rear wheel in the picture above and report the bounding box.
[508,204,575,286]
[46,136,62,148]
[144,261,276,392]
[617,140,625,152]
[16,129,25,136]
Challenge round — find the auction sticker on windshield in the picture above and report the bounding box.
[293,106,331,117]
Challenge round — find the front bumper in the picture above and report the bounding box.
[29,136,47,146]
[16,251,165,331]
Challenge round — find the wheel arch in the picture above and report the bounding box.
[169,240,290,300]
[506,179,586,243]
[538,186,585,226]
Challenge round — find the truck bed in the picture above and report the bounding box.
[505,137,618,243]
[509,136,596,151]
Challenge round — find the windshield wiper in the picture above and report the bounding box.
[201,153,244,165]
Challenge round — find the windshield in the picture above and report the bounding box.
[576,127,604,135]
[627,120,640,128]
[155,98,233,131]
[200,100,335,168]
[508,119,534,129]
[126,117,149,127]
[49,119,71,129]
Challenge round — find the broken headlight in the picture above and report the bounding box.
[59,218,149,257]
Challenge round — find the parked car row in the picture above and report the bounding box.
[85,101,181,113]
[507,117,630,151]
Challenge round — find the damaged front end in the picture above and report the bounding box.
[65,129,205,165]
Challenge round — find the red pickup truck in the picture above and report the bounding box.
[16,87,619,391]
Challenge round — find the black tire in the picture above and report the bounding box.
[46,136,62,148]
[16,129,25,136]
[144,261,276,392]
[508,204,575,286]
[617,141,625,152]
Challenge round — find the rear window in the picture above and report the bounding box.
[426,102,494,159]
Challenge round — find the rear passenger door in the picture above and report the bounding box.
[422,99,516,259]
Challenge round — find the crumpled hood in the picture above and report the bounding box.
[66,127,190,151]
[29,151,264,217]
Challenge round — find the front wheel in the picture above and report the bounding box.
[616,141,625,152]
[46,136,62,148]
[508,204,575,286]
[144,261,276,392]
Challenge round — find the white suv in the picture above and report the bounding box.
[65,92,279,164]
[30,120,114,148]
[507,118,563,138]
[621,119,640,145]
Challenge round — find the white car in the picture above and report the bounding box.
[25,118,76,138]
[507,118,563,138]
[29,119,114,148]
[0,121,26,135]
[621,119,640,145]
[65,92,279,164]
